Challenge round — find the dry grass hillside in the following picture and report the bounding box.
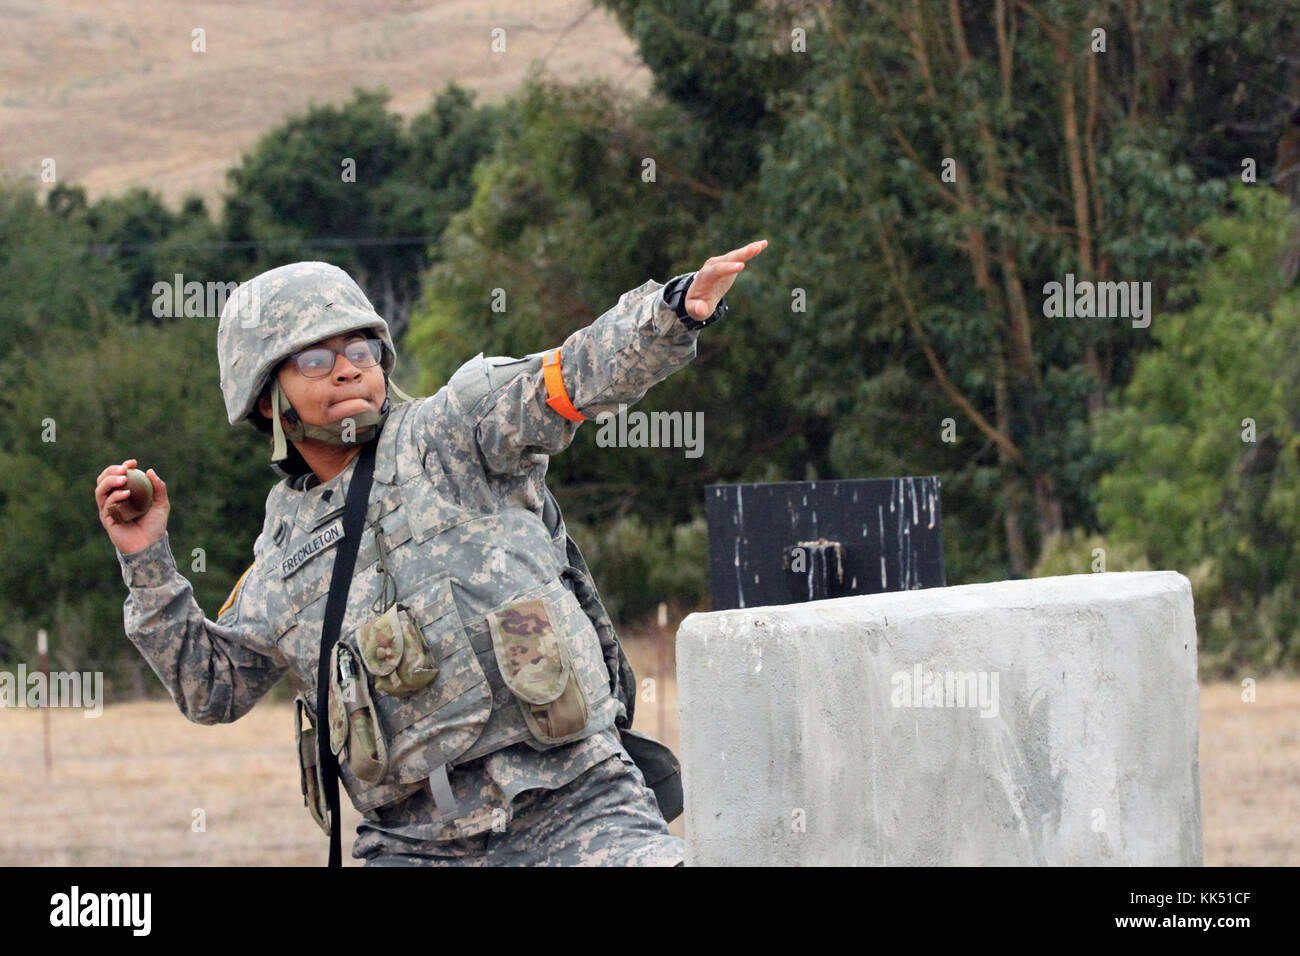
[0,0,651,206]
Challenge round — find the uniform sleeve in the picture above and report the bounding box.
[117,532,288,725]
[444,279,702,476]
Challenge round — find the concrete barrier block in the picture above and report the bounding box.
[676,571,1201,866]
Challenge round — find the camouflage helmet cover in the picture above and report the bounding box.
[217,261,397,426]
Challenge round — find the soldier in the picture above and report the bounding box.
[94,242,767,866]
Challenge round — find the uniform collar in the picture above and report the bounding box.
[286,398,412,533]
[291,452,356,532]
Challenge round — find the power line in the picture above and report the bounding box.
[89,235,442,255]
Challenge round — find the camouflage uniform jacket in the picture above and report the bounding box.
[117,278,703,853]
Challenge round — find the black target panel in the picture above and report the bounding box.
[704,477,946,611]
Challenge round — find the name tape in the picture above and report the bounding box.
[280,518,346,578]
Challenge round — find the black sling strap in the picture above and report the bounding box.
[314,437,378,867]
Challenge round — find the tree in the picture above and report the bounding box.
[1095,186,1300,674]
[407,74,768,527]
[596,0,802,184]
[223,84,502,340]
[0,181,123,355]
[0,180,280,693]
[0,314,275,692]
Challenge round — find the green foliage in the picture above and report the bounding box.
[569,515,708,625]
[1031,528,1155,577]
[768,2,1231,579]
[1139,0,1300,181]
[595,0,800,182]
[407,74,763,526]
[223,84,502,329]
[0,313,272,692]
[1095,186,1300,675]
[0,180,276,693]
[78,185,225,319]
[0,181,123,355]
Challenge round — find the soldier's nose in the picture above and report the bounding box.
[334,357,363,380]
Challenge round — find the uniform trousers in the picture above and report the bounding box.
[360,747,684,866]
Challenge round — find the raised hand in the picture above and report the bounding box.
[684,239,768,320]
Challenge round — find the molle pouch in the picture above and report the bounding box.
[328,643,389,785]
[294,693,331,835]
[487,597,588,744]
[355,603,438,697]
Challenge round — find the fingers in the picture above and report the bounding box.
[94,458,137,484]
[696,264,748,293]
[711,239,768,264]
[146,468,167,505]
[98,459,137,481]
[95,480,133,515]
[93,459,141,515]
[684,241,766,318]
[691,257,748,299]
[694,238,766,287]
[94,475,121,507]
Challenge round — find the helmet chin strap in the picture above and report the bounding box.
[270,376,416,468]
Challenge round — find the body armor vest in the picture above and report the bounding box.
[260,387,621,814]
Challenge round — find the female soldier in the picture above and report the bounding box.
[94,242,766,866]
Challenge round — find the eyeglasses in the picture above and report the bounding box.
[289,338,384,378]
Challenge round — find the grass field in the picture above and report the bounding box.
[0,633,1294,866]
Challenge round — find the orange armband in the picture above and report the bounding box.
[543,348,586,422]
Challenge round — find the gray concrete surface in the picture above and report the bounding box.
[676,572,1202,866]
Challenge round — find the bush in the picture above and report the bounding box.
[570,515,709,626]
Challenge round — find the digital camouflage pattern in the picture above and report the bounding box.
[216,260,412,468]
[118,275,698,864]
[216,260,396,426]
[359,747,682,866]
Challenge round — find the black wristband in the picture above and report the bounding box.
[662,272,727,330]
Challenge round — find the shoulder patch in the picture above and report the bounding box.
[219,563,255,618]
[446,352,492,416]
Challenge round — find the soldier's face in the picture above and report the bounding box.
[260,330,388,427]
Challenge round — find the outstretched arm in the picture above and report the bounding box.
[442,240,768,476]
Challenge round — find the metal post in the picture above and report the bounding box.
[37,628,51,774]
[657,602,668,740]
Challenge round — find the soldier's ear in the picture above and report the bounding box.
[258,366,288,419]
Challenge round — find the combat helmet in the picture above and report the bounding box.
[217,261,415,476]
